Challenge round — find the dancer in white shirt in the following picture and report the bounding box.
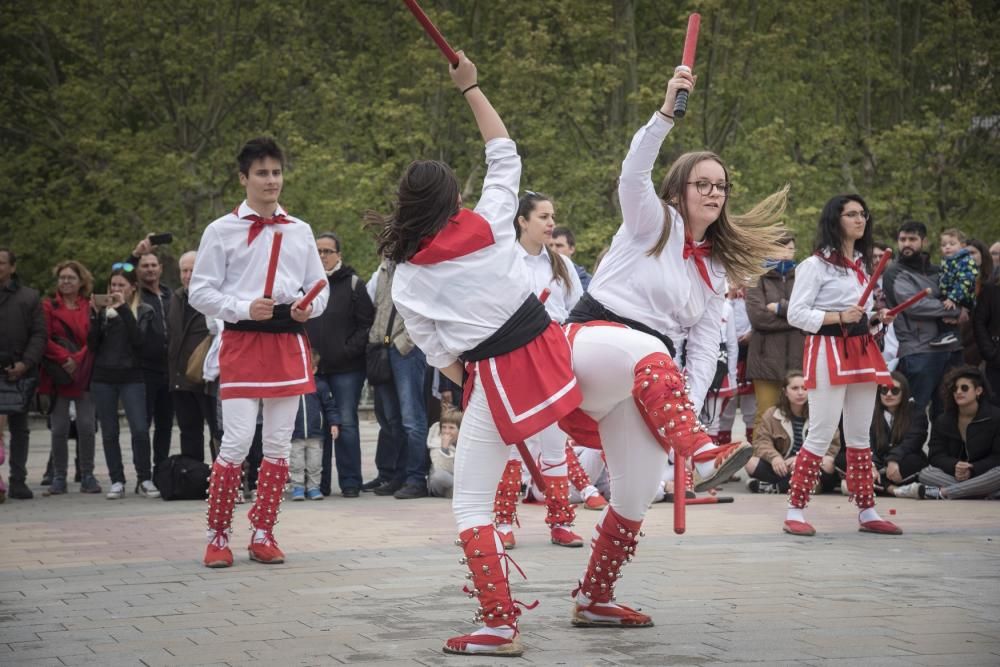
[190,137,328,568]
[783,194,901,536]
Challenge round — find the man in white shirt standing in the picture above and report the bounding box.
[190,137,328,568]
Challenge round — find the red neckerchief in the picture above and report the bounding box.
[233,205,291,245]
[409,208,495,265]
[683,231,715,291]
[820,250,867,286]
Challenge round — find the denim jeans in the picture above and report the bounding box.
[92,381,150,484]
[387,346,429,486]
[318,370,365,494]
[899,350,962,417]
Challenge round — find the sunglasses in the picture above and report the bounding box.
[111,262,135,272]
[952,383,975,394]
[878,386,901,396]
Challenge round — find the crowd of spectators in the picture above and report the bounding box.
[1,221,998,504]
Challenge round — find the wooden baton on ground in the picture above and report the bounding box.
[673,453,687,534]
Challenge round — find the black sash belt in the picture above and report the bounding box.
[566,292,676,357]
[224,304,305,334]
[461,295,551,363]
[816,315,869,338]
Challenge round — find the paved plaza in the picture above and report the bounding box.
[1,419,998,666]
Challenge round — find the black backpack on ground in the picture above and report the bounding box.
[154,455,211,500]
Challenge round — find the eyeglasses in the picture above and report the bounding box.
[878,386,901,396]
[688,180,732,197]
[317,249,339,256]
[952,383,974,394]
[841,210,870,221]
[111,262,134,272]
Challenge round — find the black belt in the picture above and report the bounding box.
[566,293,676,357]
[816,315,869,338]
[224,304,305,334]
[461,295,551,363]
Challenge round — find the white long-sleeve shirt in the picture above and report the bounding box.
[787,251,874,334]
[515,243,583,323]
[190,201,328,323]
[587,113,726,411]
[392,138,531,369]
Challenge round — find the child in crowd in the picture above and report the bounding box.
[427,408,462,498]
[289,351,339,501]
[933,228,978,347]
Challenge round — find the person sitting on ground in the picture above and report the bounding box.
[427,407,462,498]
[289,350,339,501]
[915,366,1000,499]
[745,370,840,494]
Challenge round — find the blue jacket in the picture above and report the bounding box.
[292,375,339,440]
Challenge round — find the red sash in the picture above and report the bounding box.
[219,330,315,399]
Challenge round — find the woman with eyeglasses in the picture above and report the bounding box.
[915,366,1000,499]
[835,371,929,499]
[88,264,157,500]
[38,260,101,495]
[784,194,900,536]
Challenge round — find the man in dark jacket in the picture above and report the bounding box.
[0,249,46,499]
[129,236,175,473]
[168,251,215,462]
[304,232,374,497]
[883,221,963,415]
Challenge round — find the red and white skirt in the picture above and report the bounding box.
[802,334,892,389]
[463,322,582,445]
[218,330,316,400]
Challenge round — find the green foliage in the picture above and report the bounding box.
[1,0,997,290]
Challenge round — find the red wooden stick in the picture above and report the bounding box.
[296,280,328,311]
[263,231,283,298]
[403,0,459,66]
[516,443,547,494]
[673,453,686,534]
[857,248,893,307]
[886,288,932,318]
[686,496,734,505]
[681,13,701,68]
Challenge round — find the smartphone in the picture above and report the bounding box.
[92,294,112,308]
[148,232,173,246]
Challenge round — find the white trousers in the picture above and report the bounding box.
[218,396,299,464]
[803,345,876,457]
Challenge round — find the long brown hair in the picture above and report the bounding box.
[872,371,912,455]
[51,260,94,299]
[775,370,808,421]
[514,192,573,293]
[648,151,789,286]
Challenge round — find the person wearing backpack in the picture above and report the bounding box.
[304,232,374,497]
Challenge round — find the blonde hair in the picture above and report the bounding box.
[440,407,463,429]
[648,151,790,286]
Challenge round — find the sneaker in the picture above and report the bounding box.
[394,482,429,499]
[584,493,609,510]
[136,480,161,498]
[80,474,102,494]
[923,486,945,499]
[929,332,958,347]
[290,486,305,501]
[43,478,67,496]
[692,442,753,492]
[8,480,33,500]
[306,488,323,501]
[340,487,360,498]
[373,479,404,496]
[746,479,780,494]
[892,482,925,499]
[106,482,125,500]
[40,473,52,486]
[360,477,386,492]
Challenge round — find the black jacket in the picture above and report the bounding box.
[928,402,1000,477]
[136,279,172,374]
[0,277,45,373]
[305,265,374,375]
[88,303,154,385]
[167,287,210,392]
[974,282,1000,369]
[870,406,929,468]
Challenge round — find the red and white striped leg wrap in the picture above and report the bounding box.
[247,458,288,564]
[632,353,713,458]
[571,508,652,627]
[787,449,822,509]
[493,459,522,529]
[204,459,241,568]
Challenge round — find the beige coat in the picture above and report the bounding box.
[752,405,840,464]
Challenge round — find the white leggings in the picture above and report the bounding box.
[803,345,877,457]
[218,396,299,464]
[452,326,672,530]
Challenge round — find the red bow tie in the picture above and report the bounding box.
[683,232,715,291]
[243,213,290,245]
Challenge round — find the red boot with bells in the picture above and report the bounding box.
[846,447,902,535]
[566,442,608,511]
[572,508,653,627]
[443,525,529,657]
[632,353,751,490]
[203,458,242,568]
[783,448,822,536]
[493,459,522,549]
[247,457,289,564]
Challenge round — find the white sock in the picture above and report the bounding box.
[252,528,270,544]
[582,485,599,500]
[693,443,717,479]
[496,523,512,535]
[859,508,882,523]
[575,590,617,611]
[206,529,229,547]
[469,625,514,639]
[785,507,805,523]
